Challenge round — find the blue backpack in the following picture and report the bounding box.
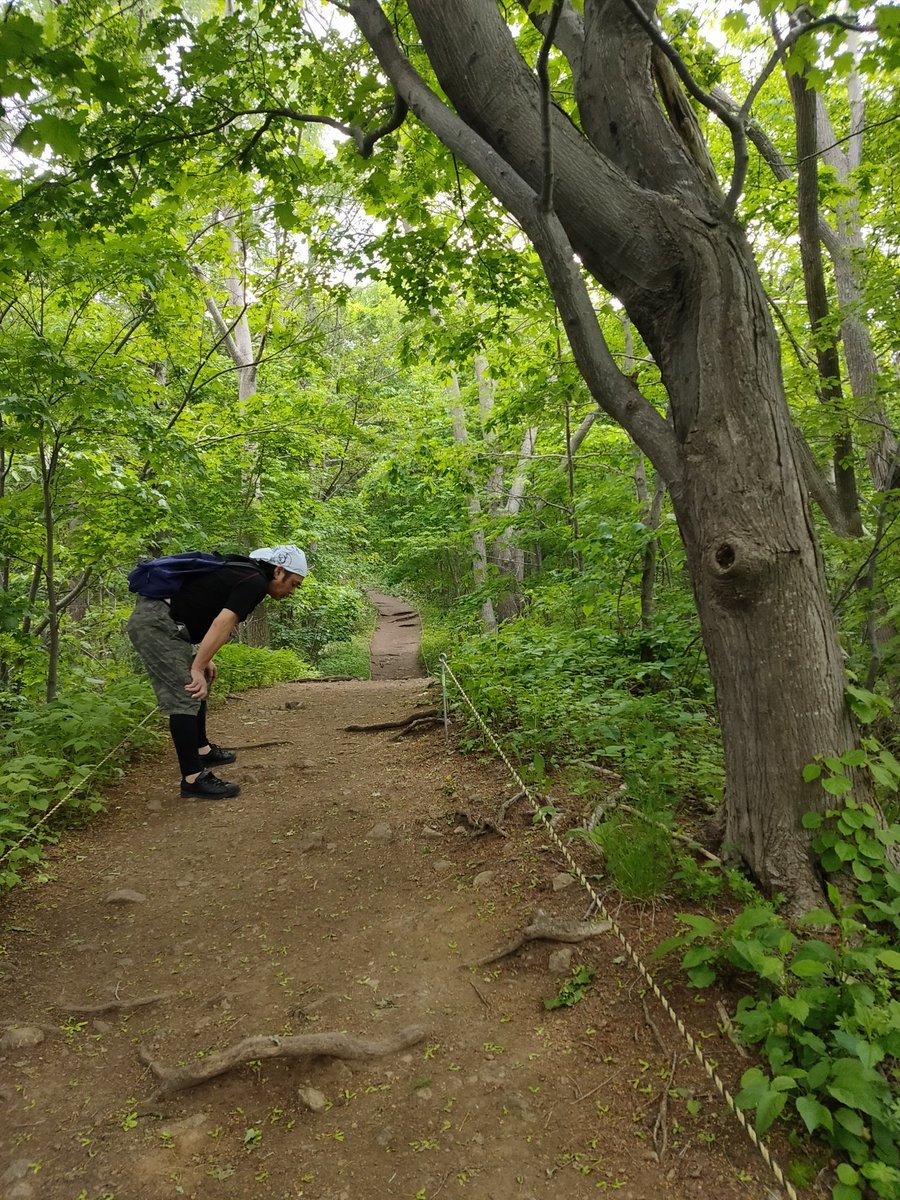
[127,552,260,600]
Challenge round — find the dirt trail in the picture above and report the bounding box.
[367,591,424,680]
[0,599,798,1200]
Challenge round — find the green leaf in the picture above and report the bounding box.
[721,11,749,35]
[827,1059,885,1117]
[822,774,852,797]
[796,1095,833,1134]
[802,765,822,784]
[834,1108,866,1136]
[14,114,83,159]
[682,945,714,968]
[735,1067,769,1108]
[675,913,718,939]
[877,948,900,970]
[870,763,896,789]
[789,956,828,979]
[686,964,716,988]
[779,996,809,1023]
[755,1088,787,1134]
[796,908,835,928]
[832,1186,861,1200]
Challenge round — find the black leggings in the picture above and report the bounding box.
[169,712,202,777]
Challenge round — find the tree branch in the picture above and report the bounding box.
[32,569,93,638]
[2,99,406,216]
[739,15,869,122]
[711,85,843,262]
[536,0,564,211]
[523,0,583,80]
[612,0,746,215]
[348,0,680,485]
[791,427,860,540]
[359,90,408,157]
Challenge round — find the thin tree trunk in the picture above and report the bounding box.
[623,317,664,638]
[494,426,538,621]
[811,69,899,688]
[787,69,862,536]
[0,429,8,686]
[39,442,60,703]
[201,211,269,645]
[447,370,497,632]
[474,354,503,516]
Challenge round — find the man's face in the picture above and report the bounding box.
[269,567,304,599]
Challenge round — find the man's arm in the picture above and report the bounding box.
[185,608,240,700]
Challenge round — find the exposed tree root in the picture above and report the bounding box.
[345,707,439,732]
[651,1051,677,1162]
[299,675,358,683]
[453,809,507,838]
[391,716,443,740]
[230,740,289,751]
[140,1024,428,1098]
[55,993,170,1015]
[472,909,612,967]
[497,790,526,824]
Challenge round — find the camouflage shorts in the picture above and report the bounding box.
[126,595,200,716]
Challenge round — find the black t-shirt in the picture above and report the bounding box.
[170,562,271,643]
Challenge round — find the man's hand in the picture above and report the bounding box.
[186,609,237,702]
[185,666,209,701]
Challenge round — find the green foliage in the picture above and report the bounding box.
[419,604,460,677]
[214,643,313,692]
[447,606,723,811]
[543,964,596,1010]
[674,853,726,903]
[269,580,368,665]
[316,639,371,680]
[0,677,162,890]
[573,812,674,900]
[805,797,900,933]
[655,806,900,1198]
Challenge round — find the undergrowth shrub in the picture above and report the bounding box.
[214,643,313,691]
[571,811,674,899]
[269,580,367,663]
[656,794,900,1200]
[419,603,458,676]
[0,676,162,889]
[317,638,371,678]
[447,611,723,811]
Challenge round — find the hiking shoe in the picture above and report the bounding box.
[180,770,241,800]
[200,743,238,766]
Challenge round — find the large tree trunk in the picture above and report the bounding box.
[349,0,871,909]
[661,227,856,904]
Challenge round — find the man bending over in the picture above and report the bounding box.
[127,544,307,799]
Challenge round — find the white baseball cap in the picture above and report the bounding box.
[250,545,308,577]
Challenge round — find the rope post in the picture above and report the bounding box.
[440,654,449,744]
